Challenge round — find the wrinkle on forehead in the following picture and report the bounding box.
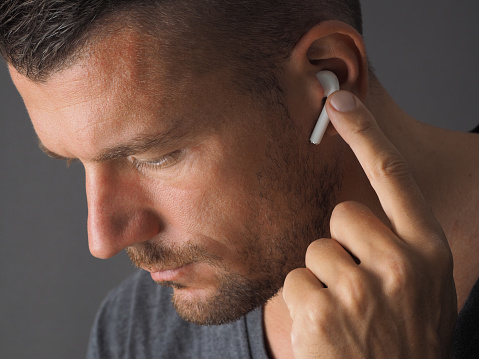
[11,24,240,163]
[11,27,182,160]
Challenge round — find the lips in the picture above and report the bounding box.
[142,264,186,274]
[144,263,192,282]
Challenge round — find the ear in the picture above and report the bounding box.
[288,20,368,99]
[281,20,369,138]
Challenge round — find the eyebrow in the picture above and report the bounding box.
[38,126,188,163]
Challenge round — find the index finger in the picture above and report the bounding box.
[325,90,442,243]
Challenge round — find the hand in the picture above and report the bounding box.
[283,91,457,359]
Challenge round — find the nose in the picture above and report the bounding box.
[85,163,161,259]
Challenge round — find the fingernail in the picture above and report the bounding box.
[330,91,357,112]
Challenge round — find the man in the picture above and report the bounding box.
[1,0,477,358]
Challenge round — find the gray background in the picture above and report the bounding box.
[1,1,478,358]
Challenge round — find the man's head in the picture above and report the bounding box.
[2,0,369,325]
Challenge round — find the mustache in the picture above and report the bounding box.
[126,240,221,271]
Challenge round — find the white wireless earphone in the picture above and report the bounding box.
[310,70,340,145]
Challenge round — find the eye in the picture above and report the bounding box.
[129,150,185,171]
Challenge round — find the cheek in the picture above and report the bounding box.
[179,167,258,240]
[144,169,263,277]
[143,148,260,247]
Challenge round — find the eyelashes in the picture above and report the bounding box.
[128,149,186,172]
[52,149,186,173]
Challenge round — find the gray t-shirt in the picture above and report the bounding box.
[86,270,269,359]
[87,269,479,359]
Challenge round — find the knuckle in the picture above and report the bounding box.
[425,233,452,264]
[290,329,303,350]
[306,239,324,254]
[349,114,376,138]
[284,268,307,290]
[287,289,332,339]
[384,253,415,293]
[302,294,332,332]
[283,268,310,311]
[330,201,375,241]
[422,234,454,279]
[330,201,362,234]
[332,201,359,218]
[305,239,332,264]
[331,201,371,222]
[369,152,411,183]
[337,269,369,312]
[291,304,330,351]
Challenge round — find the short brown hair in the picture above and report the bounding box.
[0,0,363,92]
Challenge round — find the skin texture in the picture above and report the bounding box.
[9,19,479,359]
[10,26,342,326]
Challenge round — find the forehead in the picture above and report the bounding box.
[10,27,227,159]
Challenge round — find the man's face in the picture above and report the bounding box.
[11,28,341,325]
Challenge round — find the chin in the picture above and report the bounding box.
[162,271,282,326]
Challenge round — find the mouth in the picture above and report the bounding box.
[143,263,193,282]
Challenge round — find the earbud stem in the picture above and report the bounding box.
[310,71,340,145]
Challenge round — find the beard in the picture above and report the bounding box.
[126,101,343,325]
[127,240,279,325]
